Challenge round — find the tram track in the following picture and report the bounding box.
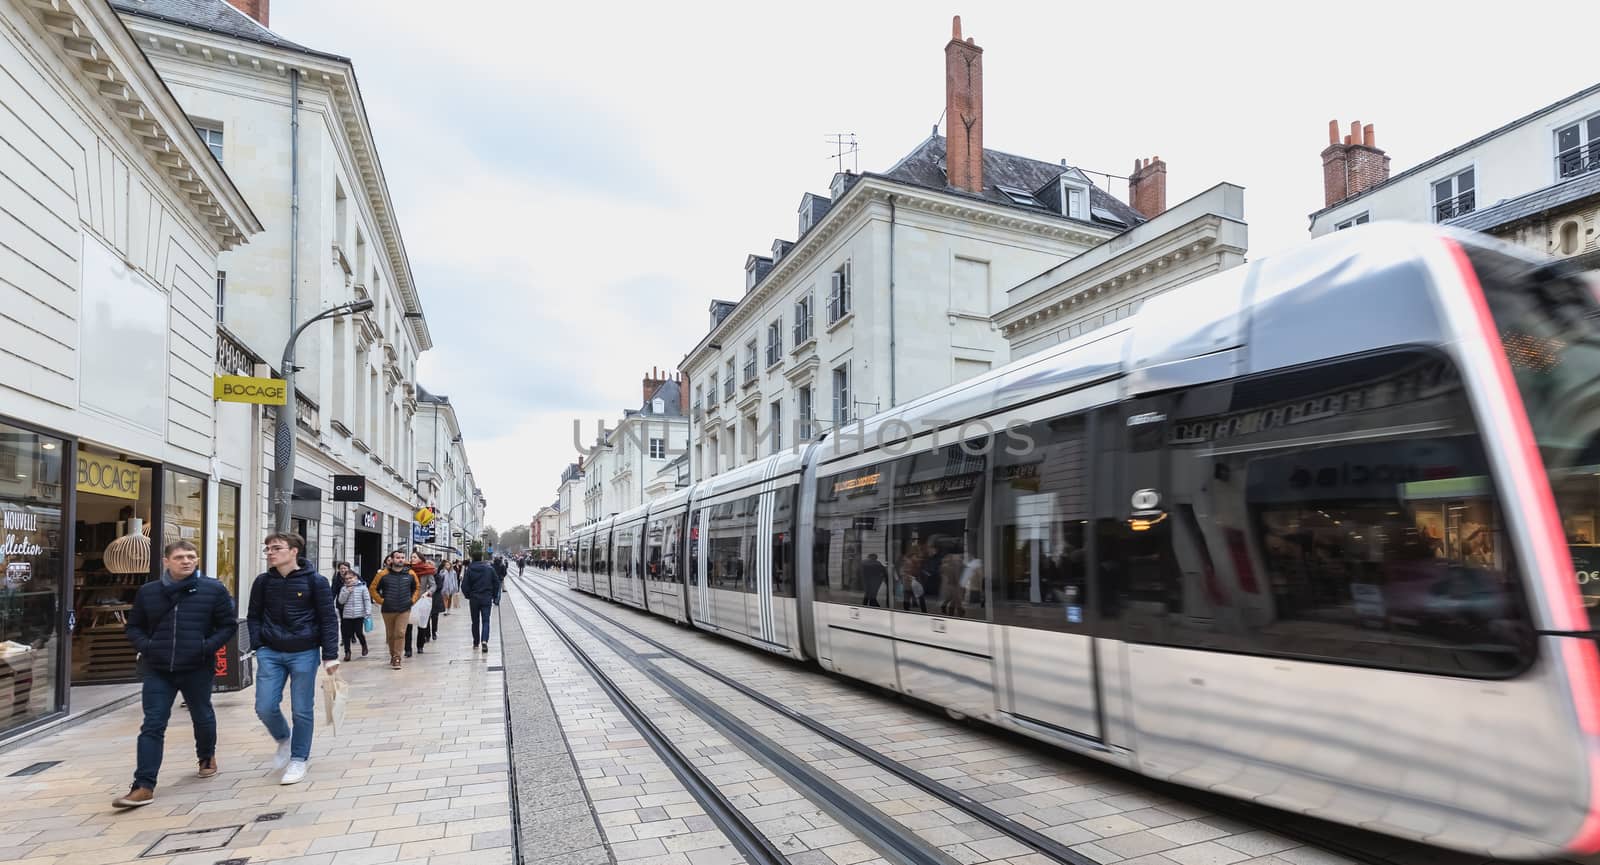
[508,574,961,865]
[517,569,1581,865]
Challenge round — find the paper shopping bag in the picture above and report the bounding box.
[322,669,350,733]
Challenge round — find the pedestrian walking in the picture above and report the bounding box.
[112,540,237,808]
[246,532,340,786]
[335,562,371,661]
[369,550,420,669]
[408,552,438,653]
[439,560,459,616]
[462,552,501,654]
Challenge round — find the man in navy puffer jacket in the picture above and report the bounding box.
[113,539,237,809]
[247,531,339,786]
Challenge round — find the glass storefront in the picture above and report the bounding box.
[162,469,207,568]
[216,484,240,597]
[73,446,156,684]
[0,420,67,737]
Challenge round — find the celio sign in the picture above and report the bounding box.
[214,375,288,405]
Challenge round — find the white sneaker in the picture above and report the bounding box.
[280,760,308,785]
[273,739,291,770]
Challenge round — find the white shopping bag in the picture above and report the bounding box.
[322,669,350,733]
[408,595,433,628]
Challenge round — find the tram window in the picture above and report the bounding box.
[616,526,638,581]
[688,511,702,587]
[814,464,890,605]
[1467,243,1600,630]
[707,496,757,593]
[1099,350,1534,676]
[882,444,987,618]
[772,489,796,598]
[992,414,1092,632]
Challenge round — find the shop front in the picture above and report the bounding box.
[0,420,70,738]
[353,506,384,581]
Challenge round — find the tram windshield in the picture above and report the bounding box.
[1468,243,1600,630]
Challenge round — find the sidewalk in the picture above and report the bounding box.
[0,611,513,865]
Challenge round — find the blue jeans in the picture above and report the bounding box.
[254,647,320,760]
[134,665,217,790]
[469,599,492,645]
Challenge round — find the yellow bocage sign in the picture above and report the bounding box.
[214,375,288,405]
[415,507,434,526]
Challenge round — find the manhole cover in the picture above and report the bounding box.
[216,859,249,865]
[141,825,241,857]
[487,665,504,671]
[254,812,285,822]
[8,761,60,777]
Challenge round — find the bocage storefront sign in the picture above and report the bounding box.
[76,454,141,500]
[213,375,288,405]
[332,475,366,502]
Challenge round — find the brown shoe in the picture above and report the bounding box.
[197,757,218,778]
[391,657,401,669]
[113,786,154,808]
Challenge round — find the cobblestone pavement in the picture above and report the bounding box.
[509,568,1376,865]
[0,607,513,865]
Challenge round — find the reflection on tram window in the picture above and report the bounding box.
[772,489,796,598]
[615,525,639,583]
[706,497,756,593]
[688,511,701,587]
[1468,243,1600,630]
[646,514,682,584]
[815,444,987,619]
[992,414,1090,632]
[1100,350,1534,676]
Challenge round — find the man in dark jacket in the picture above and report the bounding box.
[112,540,236,808]
[369,550,420,669]
[462,553,501,654]
[247,531,339,786]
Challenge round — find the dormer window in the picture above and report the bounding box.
[997,185,1044,207]
[1059,176,1090,220]
[746,267,758,291]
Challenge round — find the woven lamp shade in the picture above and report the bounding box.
[105,517,151,574]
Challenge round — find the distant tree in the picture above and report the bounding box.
[500,525,530,552]
[482,525,500,548]
[469,538,485,558]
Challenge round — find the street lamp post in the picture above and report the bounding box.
[272,299,376,532]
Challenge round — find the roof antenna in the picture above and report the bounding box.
[826,133,859,173]
[934,107,946,136]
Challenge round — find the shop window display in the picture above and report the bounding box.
[0,421,66,736]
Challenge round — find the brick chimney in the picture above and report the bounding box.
[1127,156,1167,218]
[642,367,670,408]
[224,0,269,26]
[1321,119,1390,207]
[944,15,983,195]
[678,371,689,415]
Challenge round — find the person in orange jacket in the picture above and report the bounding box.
[368,550,421,669]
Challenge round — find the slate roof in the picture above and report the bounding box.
[1446,169,1600,233]
[879,135,1146,229]
[110,0,341,60]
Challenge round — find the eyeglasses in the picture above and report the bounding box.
[264,545,290,553]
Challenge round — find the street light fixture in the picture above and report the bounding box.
[272,298,376,532]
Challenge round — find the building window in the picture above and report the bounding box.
[769,399,783,453]
[193,123,223,163]
[1557,115,1600,179]
[1060,178,1090,220]
[766,319,782,367]
[743,338,758,384]
[694,385,703,412]
[997,184,1044,207]
[724,359,736,401]
[832,363,850,425]
[794,293,814,345]
[707,374,719,408]
[828,261,852,323]
[1335,213,1370,230]
[1432,168,1475,221]
[649,437,665,459]
[797,386,814,441]
[215,271,226,323]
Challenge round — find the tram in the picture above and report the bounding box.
[560,223,1600,859]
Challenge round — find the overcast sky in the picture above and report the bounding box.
[272,0,1597,532]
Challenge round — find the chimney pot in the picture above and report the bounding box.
[1350,121,1361,143]
[952,14,961,40]
[1363,123,1375,147]
[1328,119,1340,145]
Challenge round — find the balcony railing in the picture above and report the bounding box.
[793,317,813,346]
[765,343,781,367]
[1558,145,1600,180]
[723,379,735,401]
[742,359,757,385]
[828,293,849,324]
[1434,191,1475,222]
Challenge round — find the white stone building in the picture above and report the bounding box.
[531,503,558,557]
[113,0,433,583]
[681,19,1153,481]
[998,184,1248,357]
[555,460,585,561]
[1310,82,1600,248]
[413,386,484,558]
[0,0,259,730]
